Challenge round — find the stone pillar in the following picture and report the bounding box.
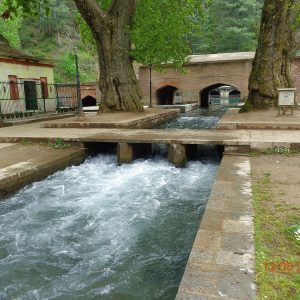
[117,143,133,165]
[224,145,250,154]
[168,144,187,167]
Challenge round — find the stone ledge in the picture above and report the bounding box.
[41,109,180,129]
[176,155,256,300]
[0,144,86,199]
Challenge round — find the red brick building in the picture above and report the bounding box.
[138,52,300,107]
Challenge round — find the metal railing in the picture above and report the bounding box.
[209,95,241,105]
[0,81,79,119]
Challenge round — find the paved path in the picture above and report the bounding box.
[0,143,85,199]
[217,108,300,130]
[0,122,300,148]
[177,155,256,300]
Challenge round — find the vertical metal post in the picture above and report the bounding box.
[75,49,84,117]
[148,64,153,108]
[55,84,59,112]
[42,83,46,113]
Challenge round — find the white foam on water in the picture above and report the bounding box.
[0,155,218,300]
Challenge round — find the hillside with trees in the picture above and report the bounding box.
[1,0,263,83]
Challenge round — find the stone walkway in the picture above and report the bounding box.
[176,155,256,300]
[0,122,300,149]
[0,143,85,199]
[217,108,300,130]
[41,108,179,128]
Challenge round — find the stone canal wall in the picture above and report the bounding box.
[176,154,256,300]
[0,143,86,199]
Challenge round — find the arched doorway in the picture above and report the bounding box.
[228,89,241,105]
[209,89,221,105]
[200,84,240,108]
[82,95,96,107]
[156,85,178,105]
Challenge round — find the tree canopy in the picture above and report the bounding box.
[4,0,299,110]
[2,0,266,78]
[0,1,22,48]
[189,0,263,54]
[4,0,204,67]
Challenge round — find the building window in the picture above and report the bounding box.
[40,77,48,98]
[8,75,19,100]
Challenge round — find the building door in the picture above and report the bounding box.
[24,81,38,110]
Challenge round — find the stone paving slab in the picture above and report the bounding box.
[41,108,180,129]
[0,122,300,149]
[1,113,76,127]
[176,155,256,300]
[217,108,300,130]
[0,143,86,199]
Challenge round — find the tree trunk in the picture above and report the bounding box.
[248,0,298,108]
[74,0,144,112]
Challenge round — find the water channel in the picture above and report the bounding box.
[0,107,227,300]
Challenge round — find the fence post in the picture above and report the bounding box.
[55,84,59,112]
[42,83,46,113]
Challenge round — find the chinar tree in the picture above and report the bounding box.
[248,0,300,108]
[4,0,203,112]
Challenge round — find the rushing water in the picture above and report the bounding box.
[157,107,228,129]
[0,107,223,299]
[0,155,219,300]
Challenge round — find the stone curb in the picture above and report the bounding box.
[176,155,256,300]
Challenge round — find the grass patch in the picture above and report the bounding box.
[20,139,32,145]
[239,98,254,113]
[47,138,70,149]
[250,147,300,157]
[253,173,300,299]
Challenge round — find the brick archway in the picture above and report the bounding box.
[199,83,241,108]
[156,85,179,105]
[82,95,96,107]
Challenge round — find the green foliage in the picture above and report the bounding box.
[239,98,254,113]
[20,139,33,145]
[8,0,98,82]
[259,147,291,156]
[252,173,300,299]
[286,224,300,244]
[190,0,263,54]
[250,147,300,157]
[77,0,205,68]
[4,0,264,79]
[0,1,22,48]
[48,138,70,149]
[131,0,204,67]
[4,0,50,16]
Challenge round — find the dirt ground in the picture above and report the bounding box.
[250,154,300,206]
[250,153,300,300]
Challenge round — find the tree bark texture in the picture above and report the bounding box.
[74,0,144,112]
[248,0,299,108]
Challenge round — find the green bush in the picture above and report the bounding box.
[48,138,70,149]
[239,98,254,113]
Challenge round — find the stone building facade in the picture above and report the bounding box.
[139,52,300,107]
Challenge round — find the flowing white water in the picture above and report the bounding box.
[0,155,219,300]
[157,107,227,129]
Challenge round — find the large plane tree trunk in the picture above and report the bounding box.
[248,0,299,108]
[74,0,144,112]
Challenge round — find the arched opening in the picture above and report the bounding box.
[200,84,240,108]
[210,89,220,96]
[82,95,96,107]
[229,89,241,97]
[156,85,178,105]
